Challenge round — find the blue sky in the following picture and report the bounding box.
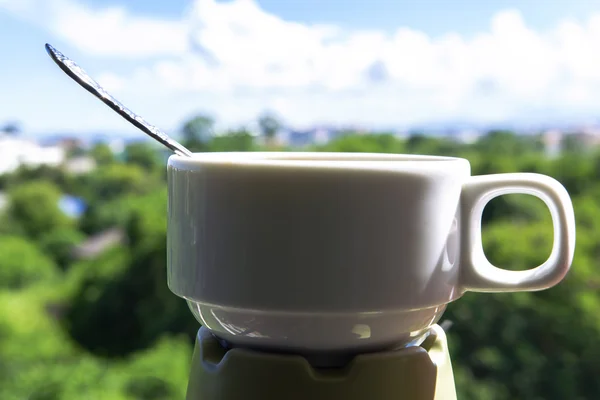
[2,0,600,136]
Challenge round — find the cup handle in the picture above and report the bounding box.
[460,173,576,292]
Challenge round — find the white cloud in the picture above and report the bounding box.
[1,0,188,57]
[4,0,600,129]
[51,3,188,57]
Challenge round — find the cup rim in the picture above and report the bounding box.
[168,152,469,171]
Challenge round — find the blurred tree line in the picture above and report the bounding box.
[1,113,600,399]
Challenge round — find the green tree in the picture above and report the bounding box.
[85,164,155,201]
[77,164,162,234]
[208,128,256,152]
[66,189,197,357]
[78,196,133,235]
[314,133,404,153]
[405,134,462,155]
[39,227,86,270]
[258,112,281,146]
[89,142,115,166]
[0,236,58,289]
[447,219,600,399]
[0,164,72,193]
[182,114,214,151]
[561,133,586,154]
[124,141,162,172]
[550,153,596,196]
[474,130,543,156]
[6,181,72,241]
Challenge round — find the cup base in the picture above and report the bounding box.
[187,301,447,356]
[215,328,433,368]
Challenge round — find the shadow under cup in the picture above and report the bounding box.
[166,152,471,358]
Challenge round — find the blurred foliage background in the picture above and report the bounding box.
[1,114,599,399]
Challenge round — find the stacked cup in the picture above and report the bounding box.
[167,152,575,357]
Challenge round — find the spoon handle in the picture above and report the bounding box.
[45,43,192,157]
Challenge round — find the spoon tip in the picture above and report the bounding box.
[44,43,59,60]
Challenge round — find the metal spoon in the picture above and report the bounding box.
[44,43,193,157]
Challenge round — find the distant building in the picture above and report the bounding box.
[281,127,337,147]
[313,128,330,145]
[64,156,96,174]
[59,137,84,150]
[286,130,313,147]
[0,133,65,174]
[59,195,87,218]
[541,130,563,157]
[454,129,483,144]
[107,138,126,155]
[39,136,85,153]
[539,127,600,156]
[394,130,409,140]
[72,228,125,259]
[573,127,600,147]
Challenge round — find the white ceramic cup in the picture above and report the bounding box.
[167,152,575,354]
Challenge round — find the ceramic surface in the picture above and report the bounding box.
[167,152,575,351]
